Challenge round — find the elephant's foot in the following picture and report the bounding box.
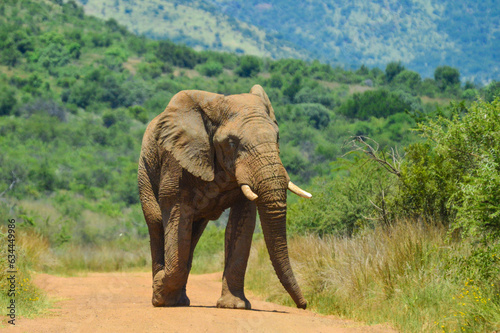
[216,294,251,310]
[152,289,190,307]
[152,271,190,307]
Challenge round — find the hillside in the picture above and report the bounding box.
[76,0,500,83]
[75,0,307,60]
[0,0,495,236]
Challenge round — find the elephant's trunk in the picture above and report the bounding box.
[236,148,307,309]
[258,200,307,309]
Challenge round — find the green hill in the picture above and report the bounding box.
[76,0,499,83]
[2,0,497,242]
[75,0,307,60]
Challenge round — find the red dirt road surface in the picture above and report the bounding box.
[4,272,397,332]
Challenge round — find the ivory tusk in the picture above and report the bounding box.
[241,185,258,201]
[288,181,312,198]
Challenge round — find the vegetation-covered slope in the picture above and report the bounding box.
[1,0,497,242]
[76,0,307,59]
[77,0,500,83]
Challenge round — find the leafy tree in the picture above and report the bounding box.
[392,70,421,93]
[282,74,302,101]
[385,61,405,82]
[196,61,223,77]
[339,89,416,120]
[393,99,500,238]
[0,85,17,116]
[155,40,203,68]
[434,66,460,92]
[483,80,500,102]
[293,103,330,129]
[128,105,148,123]
[268,73,283,89]
[235,55,261,77]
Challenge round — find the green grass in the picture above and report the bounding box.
[245,222,500,333]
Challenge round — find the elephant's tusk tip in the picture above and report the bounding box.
[288,181,312,199]
[241,185,258,201]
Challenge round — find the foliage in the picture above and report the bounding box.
[385,61,405,83]
[434,66,461,92]
[235,55,261,77]
[288,159,393,236]
[338,89,419,120]
[196,61,223,77]
[411,99,500,238]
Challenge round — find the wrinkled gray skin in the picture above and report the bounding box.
[138,85,307,310]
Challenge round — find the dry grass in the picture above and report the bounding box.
[122,57,143,75]
[246,222,500,332]
[421,96,453,105]
[348,84,375,94]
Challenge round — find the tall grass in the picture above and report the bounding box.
[0,228,52,319]
[246,221,500,332]
[50,238,151,275]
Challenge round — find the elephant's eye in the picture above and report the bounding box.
[227,136,238,149]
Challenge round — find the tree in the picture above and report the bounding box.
[0,86,17,116]
[235,55,261,77]
[434,66,460,92]
[196,61,223,77]
[385,61,405,82]
[282,74,302,101]
[392,99,500,237]
[392,70,421,93]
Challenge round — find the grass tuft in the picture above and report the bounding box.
[246,221,500,332]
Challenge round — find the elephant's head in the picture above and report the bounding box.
[157,85,311,309]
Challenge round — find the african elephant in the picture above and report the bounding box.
[137,85,311,310]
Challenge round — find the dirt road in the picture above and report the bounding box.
[5,272,396,332]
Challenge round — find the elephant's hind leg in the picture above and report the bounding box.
[217,199,256,310]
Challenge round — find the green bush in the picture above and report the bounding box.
[395,99,500,238]
[0,85,17,116]
[235,55,261,77]
[434,66,460,92]
[338,89,416,120]
[196,61,223,77]
[288,159,393,236]
[385,61,405,82]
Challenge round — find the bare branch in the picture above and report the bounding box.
[0,171,19,198]
[346,136,403,177]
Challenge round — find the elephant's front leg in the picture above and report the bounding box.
[217,199,256,309]
[152,202,193,307]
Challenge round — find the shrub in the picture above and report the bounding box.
[385,61,405,82]
[235,55,261,77]
[288,159,393,236]
[434,66,460,92]
[196,61,223,77]
[394,99,500,238]
[338,89,416,120]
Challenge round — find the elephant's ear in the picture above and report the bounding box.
[157,90,221,182]
[250,84,277,124]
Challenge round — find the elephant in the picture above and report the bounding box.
[137,84,311,310]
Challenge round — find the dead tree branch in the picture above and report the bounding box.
[0,171,19,199]
[345,136,403,177]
